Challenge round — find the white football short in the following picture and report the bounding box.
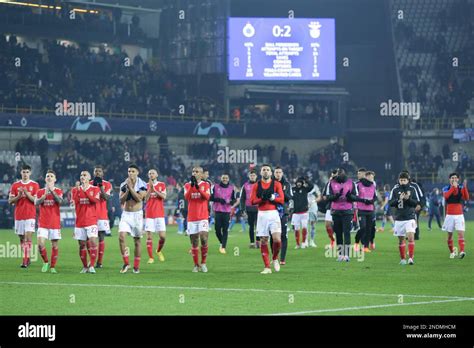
[14,219,36,235]
[324,210,333,222]
[291,212,309,230]
[187,219,209,235]
[74,225,98,241]
[119,211,144,238]
[393,219,417,237]
[37,228,61,240]
[256,210,282,237]
[442,215,465,233]
[145,217,166,233]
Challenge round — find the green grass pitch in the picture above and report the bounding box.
[0,221,473,315]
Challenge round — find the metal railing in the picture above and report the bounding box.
[401,116,469,131]
[0,104,238,123]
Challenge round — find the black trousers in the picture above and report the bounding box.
[270,214,288,261]
[183,210,188,232]
[215,212,230,248]
[415,211,421,240]
[356,212,375,248]
[247,210,258,243]
[333,213,352,256]
[428,211,442,229]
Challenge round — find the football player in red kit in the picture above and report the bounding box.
[8,164,40,268]
[184,167,211,272]
[145,168,167,264]
[71,171,101,273]
[35,170,63,273]
[250,164,285,274]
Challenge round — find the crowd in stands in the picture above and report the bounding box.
[0,4,146,41]
[232,100,336,124]
[394,0,474,125]
[406,140,473,178]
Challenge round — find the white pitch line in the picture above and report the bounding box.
[266,297,474,316]
[0,281,473,301]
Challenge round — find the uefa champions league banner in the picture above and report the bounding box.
[0,113,342,138]
[0,113,243,137]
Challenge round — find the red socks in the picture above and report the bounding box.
[302,228,307,244]
[80,248,88,267]
[39,245,48,263]
[146,239,153,258]
[261,244,270,268]
[51,247,58,268]
[201,245,208,264]
[98,240,105,264]
[326,225,335,242]
[399,242,406,260]
[408,241,415,259]
[191,247,199,266]
[448,239,454,253]
[157,238,165,253]
[295,229,300,246]
[458,237,465,253]
[134,256,141,269]
[22,240,32,264]
[89,243,97,266]
[122,254,129,266]
[86,240,91,257]
[272,240,281,261]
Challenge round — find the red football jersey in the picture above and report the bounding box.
[89,180,112,220]
[250,179,284,211]
[184,181,211,222]
[9,180,40,220]
[145,181,166,218]
[36,188,63,229]
[71,185,100,227]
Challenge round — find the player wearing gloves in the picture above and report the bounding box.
[250,164,285,274]
[389,172,421,265]
[442,173,469,259]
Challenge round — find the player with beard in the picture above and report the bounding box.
[324,168,359,261]
[118,164,147,274]
[185,167,211,272]
[272,166,292,265]
[389,172,420,265]
[291,177,314,249]
[90,165,112,268]
[251,164,284,274]
[240,170,259,248]
[211,173,235,254]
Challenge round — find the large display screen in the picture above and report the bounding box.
[228,17,336,81]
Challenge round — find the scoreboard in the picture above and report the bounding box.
[228,17,336,81]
